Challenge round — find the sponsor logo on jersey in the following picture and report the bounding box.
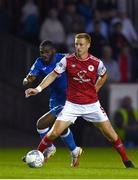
[71,64,76,68]
[73,70,91,83]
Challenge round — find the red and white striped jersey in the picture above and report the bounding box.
[54,53,106,104]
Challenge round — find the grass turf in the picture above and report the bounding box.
[0,147,138,179]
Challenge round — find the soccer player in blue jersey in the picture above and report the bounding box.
[23,40,81,164]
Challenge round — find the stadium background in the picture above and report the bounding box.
[0,0,138,148]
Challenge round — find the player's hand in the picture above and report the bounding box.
[25,88,39,98]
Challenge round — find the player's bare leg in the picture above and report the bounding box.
[37,111,72,136]
[37,120,82,167]
[48,120,83,167]
[47,120,71,139]
[37,120,70,157]
[94,120,135,168]
[94,120,118,142]
[37,120,71,155]
[36,112,57,161]
[37,111,78,163]
[37,113,55,129]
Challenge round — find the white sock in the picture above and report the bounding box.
[37,127,49,135]
[71,147,79,156]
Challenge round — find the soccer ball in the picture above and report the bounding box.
[26,150,44,168]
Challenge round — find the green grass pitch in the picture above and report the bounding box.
[0,147,138,179]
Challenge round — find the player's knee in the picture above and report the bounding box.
[36,118,43,129]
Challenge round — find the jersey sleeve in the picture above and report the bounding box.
[97,60,107,76]
[54,57,67,74]
[28,60,40,76]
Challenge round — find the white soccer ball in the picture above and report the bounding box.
[26,150,44,168]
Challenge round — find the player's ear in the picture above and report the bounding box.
[87,43,90,49]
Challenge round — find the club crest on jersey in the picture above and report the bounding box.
[73,70,91,83]
[88,65,94,72]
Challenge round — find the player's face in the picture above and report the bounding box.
[40,46,55,64]
[75,38,90,58]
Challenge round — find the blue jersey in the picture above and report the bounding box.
[28,53,67,115]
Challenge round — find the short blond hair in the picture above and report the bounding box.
[75,33,91,44]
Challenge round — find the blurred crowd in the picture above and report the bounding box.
[113,96,138,147]
[0,0,138,82]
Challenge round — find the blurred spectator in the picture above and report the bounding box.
[77,0,92,24]
[21,0,39,22]
[118,46,131,82]
[86,10,109,39]
[109,21,128,59]
[19,0,40,43]
[66,14,85,52]
[111,11,138,44]
[119,11,138,44]
[59,2,78,34]
[39,8,66,51]
[96,0,118,24]
[117,0,127,13]
[89,20,107,57]
[0,0,11,33]
[96,0,117,12]
[113,96,138,147]
[102,45,120,83]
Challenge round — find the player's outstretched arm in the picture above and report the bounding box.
[25,71,58,98]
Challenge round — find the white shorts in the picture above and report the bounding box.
[56,100,108,123]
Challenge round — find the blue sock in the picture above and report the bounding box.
[60,128,77,151]
[37,127,50,139]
